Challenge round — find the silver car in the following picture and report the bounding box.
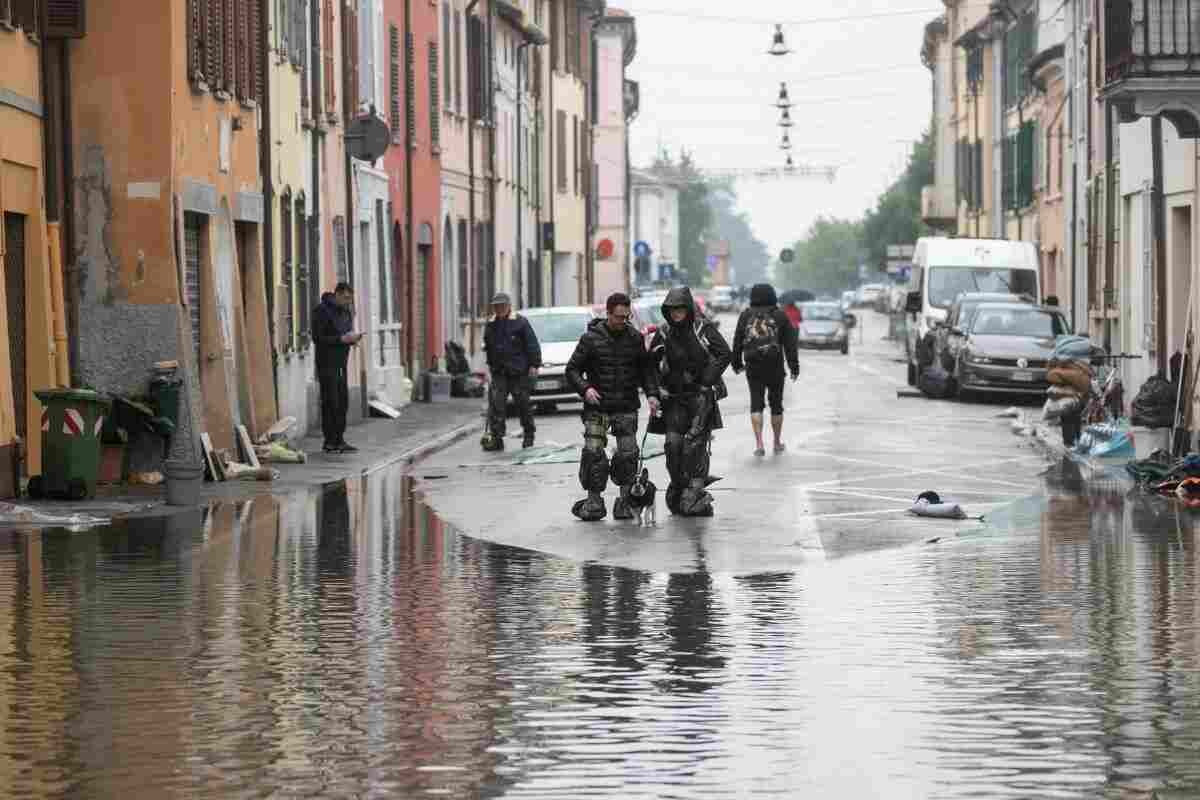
[520,306,602,412]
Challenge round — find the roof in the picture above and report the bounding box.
[916,237,1039,269]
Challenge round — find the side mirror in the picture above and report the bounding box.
[843,313,857,329]
[904,291,922,314]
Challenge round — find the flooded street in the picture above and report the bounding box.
[2,454,1200,798]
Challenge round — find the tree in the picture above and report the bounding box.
[653,148,712,286]
[708,185,771,287]
[861,130,934,266]
[778,216,863,294]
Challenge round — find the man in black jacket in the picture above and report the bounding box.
[731,283,800,456]
[312,283,362,453]
[483,293,542,451]
[565,292,661,521]
[648,287,731,517]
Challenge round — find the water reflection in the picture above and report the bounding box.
[1,461,1200,796]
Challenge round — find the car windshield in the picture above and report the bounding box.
[970,308,1070,338]
[929,268,1037,309]
[525,313,594,343]
[801,304,842,321]
[635,302,665,326]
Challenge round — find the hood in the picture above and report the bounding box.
[749,283,777,307]
[661,287,696,325]
[967,334,1057,359]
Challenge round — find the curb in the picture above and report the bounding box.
[365,419,485,476]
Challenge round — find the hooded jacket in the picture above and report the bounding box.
[565,316,660,412]
[484,313,542,376]
[312,293,354,372]
[731,283,800,376]
[649,287,732,395]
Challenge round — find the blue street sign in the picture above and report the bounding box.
[634,241,652,258]
[706,255,719,269]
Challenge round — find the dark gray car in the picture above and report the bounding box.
[953,303,1072,397]
[933,292,1036,374]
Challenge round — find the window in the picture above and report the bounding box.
[572,114,579,195]
[295,194,309,345]
[389,24,401,142]
[454,11,463,113]
[376,200,389,324]
[467,14,489,122]
[333,215,348,283]
[391,220,404,325]
[1003,13,1035,109]
[358,0,374,108]
[323,0,337,117]
[430,41,441,149]
[8,0,38,34]
[343,0,359,119]
[457,220,469,315]
[279,190,294,351]
[406,31,416,140]
[556,110,567,192]
[190,0,265,96]
[1003,122,1036,210]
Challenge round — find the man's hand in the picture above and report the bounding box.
[647,396,661,417]
[341,332,362,345]
[584,387,602,405]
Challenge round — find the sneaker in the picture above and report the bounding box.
[774,442,786,454]
[337,441,359,453]
[323,442,341,454]
[754,447,766,457]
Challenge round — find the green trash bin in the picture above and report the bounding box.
[149,377,182,431]
[28,389,111,501]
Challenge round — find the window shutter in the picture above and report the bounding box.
[12,0,38,33]
[405,31,416,142]
[295,195,309,343]
[429,41,441,150]
[207,0,222,86]
[467,15,482,120]
[43,0,85,38]
[389,24,401,142]
[333,215,348,282]
[188,0,205,82]
[344,1,359,119]
[532,47,542,99]
[565,3,577,77]
[222,0,235,92]
[323,0,336,115]
[972,141,982,210]
[453,11,462,113]
[557,110,566,192]
[550,0,559,72]
[280,191,294,350]
[442,3,452,110]
[235,0,249,100]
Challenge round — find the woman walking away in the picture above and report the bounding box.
[731,283,800,457]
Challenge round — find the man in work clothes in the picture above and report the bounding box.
[312,282,362,454]
[483,293,542,451]
[565,292,661,521]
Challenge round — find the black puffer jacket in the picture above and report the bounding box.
[565,317,660,413]
[649,287,732,394]
[731,283,799,377]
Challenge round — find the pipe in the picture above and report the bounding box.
[343,0,367,418]
[1103,99,1114,355]
[310,0,322,339]
[535,82,543,305]
[259,0,278,411]
[517,40,530,308]
[467,0,480,356]
[46,223,69,387]
[1153,114,1168,373]
[488,0,497,314]
[405,0,417,368]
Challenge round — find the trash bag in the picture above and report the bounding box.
[1130,375,1178,428]
[919,364,954,398]
[451,373,486,398]
[445,341,471,376]
[1042,396,1083,421]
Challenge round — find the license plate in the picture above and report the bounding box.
[1011,370,1034,382]
[536,379,559,392]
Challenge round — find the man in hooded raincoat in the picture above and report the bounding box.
[648,287,732,517]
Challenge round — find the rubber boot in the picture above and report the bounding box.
[523,430,535,449]
[680,479,715,517]
[571,492,607,521]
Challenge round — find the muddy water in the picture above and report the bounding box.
[0,458,1198,798]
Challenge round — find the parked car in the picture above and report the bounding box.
[841,289,857,311]
[857,284,886,308]
[797,301,851,354]
[520,306,603,412]
[709,285,736,312]
[952,303,1072,397]
[931,292,1038,376]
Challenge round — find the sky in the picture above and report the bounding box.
[619,0,948,256]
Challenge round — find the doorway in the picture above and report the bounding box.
[4,213,27,446]
[415,245,431,371]
[1171,205,1193,358]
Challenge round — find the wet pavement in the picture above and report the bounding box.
[2,313,1200,797]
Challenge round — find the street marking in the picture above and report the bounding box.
[805,487,922,504]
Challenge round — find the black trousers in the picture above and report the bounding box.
[318,366,350,445]
[488,371,535,437]
[746,370,785,415]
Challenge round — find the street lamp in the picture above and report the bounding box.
[779,108,794,128]
[775,82,792,108]
[767,24,792,56]
[785,154,795,170]
[780,132,792,150]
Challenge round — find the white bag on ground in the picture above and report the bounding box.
[910,498,968,519]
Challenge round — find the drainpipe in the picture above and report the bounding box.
[310,0,322,339]
[39,35,72,386]
[467,0,480,356]
[1152,114,1168,373]
[535,81,544,305]
[1103,99,1114,355]
[488,0,498,311]
[547,23,555,305]
[343,1,366,418]
[260,0,278,411]
[517,40,528,308]
[405,0,416,369]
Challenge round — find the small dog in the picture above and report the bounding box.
[626,468,658,526]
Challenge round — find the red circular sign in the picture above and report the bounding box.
[596,239,615,259]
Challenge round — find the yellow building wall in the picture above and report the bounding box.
[1,28,55,476]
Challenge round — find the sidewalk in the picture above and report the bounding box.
[5,397,486,525]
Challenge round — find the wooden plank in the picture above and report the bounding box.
[200,432,225,482]
[235,424,261,469]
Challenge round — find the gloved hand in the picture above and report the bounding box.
[584,387,602,405]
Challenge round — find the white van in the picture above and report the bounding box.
[904,237,1040,385]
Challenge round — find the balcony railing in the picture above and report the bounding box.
[1105,0,1200,85]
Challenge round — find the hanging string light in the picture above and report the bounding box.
[785,154,796,170]
[779,108,794,128]
[780,132,793,150]
[767,24,792,56]
[775,82,793,109]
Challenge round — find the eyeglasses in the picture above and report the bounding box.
[609,312,631,321]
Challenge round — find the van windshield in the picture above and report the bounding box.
[928,268,1037,309]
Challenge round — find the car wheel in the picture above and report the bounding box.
[907,362,917,386]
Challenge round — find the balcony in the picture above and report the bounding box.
[1102,0,1200,137]
[921,185,957,230]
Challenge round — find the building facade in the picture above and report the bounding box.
[630,169,679,285]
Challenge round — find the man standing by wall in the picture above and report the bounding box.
[312,283,362,454]
[482,293,542,451]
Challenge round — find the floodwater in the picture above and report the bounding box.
[2,458,1200,798]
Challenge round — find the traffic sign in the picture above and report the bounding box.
[780,248,794,263]
[634,241,651,258]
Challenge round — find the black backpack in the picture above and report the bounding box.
[742,309,780,364]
